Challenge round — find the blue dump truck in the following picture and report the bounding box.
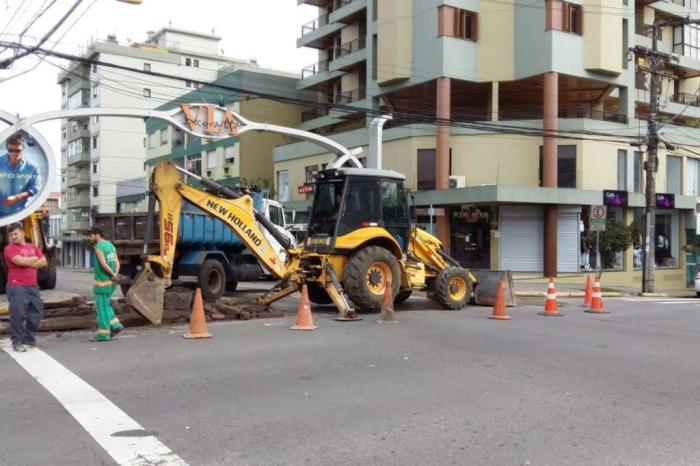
[93,193,293,301]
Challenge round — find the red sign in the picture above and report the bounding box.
[298,184,314,194]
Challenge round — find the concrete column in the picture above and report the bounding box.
[543,72,558,277]
[491,81,499,122]
[436,77,451,249]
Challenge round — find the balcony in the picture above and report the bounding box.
[67,193,90,209]
[67,151,91,167]
[335,87,366,105]
[330,37,367,71]
[299,59,344,89]
[64,219,90,232]
[67,168,90,188]
[671,92,700,107]
[301,12,330,36]
[298,14,343,48]
[301,107,330,122]
[499,107,628,124]
[329,0,366,24]
[302,59,330,79]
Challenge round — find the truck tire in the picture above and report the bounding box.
[434,266,471,310]
[394,289,412,304]
[198,258,226,301]
[307,283,333,305]
[38,256,57,290]
[343,246,400,312]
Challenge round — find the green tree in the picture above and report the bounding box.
[583,220,634,270]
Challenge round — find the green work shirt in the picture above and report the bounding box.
[93,240,117,282]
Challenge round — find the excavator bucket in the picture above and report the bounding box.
[126,267,166,324]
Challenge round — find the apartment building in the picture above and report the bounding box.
[276,0,700,289]
[145,66,303,194]
[57,27,248,267]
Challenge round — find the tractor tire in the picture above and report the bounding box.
[343,246,400,312]
[434,266,471,310]
[307,283,333,305]
[198,258,226,301]
[394,289,413,304]
[38,256,57,290]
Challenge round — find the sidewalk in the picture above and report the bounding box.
[511,275,697,299]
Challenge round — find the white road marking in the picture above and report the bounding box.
[0,340,188,466]
[616,298,699,302]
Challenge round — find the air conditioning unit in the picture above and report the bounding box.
[449,175,465,189]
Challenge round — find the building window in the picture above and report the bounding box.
[185,57,192,66]
[305,165,318,183]
[143,88,151,98]
[193,58,200,67]
[92,162,98,174]
[633,151,643,192]
[207,149,218,169]
[666,155,681,195]
[563,2,583,35]
[148,131,158,149]
[617,149,627,190]
[92,185,99,197]
[185,154,202,176]
[144,63,151,72]
[277,170,289,202]
[173,128,183,147]
[185,80,192,88]
[92,136,98,150]
[92,83,99,99]
[160,128,168,145]
[92,115,99,125]
[61,128,66,140]
[417,149,437,190]
[685,158,700,196]
[438,6,478,41]
[67,90,85,109]
[538,145,577,188]
[674,23,700,59]
[224,145,235,164]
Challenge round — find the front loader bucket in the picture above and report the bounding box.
[126,267,166,324]
[472,270,516,307]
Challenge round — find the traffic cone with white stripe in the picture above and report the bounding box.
[585,278,609,314]
[539,278,563,316]
[583,274,593,307]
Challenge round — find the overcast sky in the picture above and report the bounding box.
[0,0,318,188]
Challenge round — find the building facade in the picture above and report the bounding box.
[57,27,247,268]
[276,0,700,289]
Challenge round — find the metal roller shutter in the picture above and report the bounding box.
[499,206,543,271]
[557,208,581,273]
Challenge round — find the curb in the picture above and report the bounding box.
[515,291,622,298]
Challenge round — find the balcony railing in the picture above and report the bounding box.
[334,37,366,59]
[301,59,330,79]
[334,0,355,9]
[671,92,700,107]
[301,107,330,122]
[498,108,628,124]
[301,13,330,36]
[335,87,366,104]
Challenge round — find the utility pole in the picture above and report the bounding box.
[632,17,697,293]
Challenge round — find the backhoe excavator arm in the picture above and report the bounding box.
[126,161,293,324]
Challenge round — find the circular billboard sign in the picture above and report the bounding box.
[0,128,56,227]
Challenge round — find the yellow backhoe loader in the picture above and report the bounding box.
[126,113,476,324]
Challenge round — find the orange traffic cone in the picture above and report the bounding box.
[583,274,593,307]
[488,281,511,320]
[585,279,609,314]
[377,277,397,324]
[291,284,318,330]
[539,277,563,316]
[183,288,212,339]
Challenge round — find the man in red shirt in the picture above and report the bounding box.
[4,222,46,352]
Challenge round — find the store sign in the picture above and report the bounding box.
[172,104,244,138]
[656,193,675,209]
[298,183,314,194]
[0,130,54,227]
[603,190,628,207]
[452,207,489,223]
[590,205,607,232]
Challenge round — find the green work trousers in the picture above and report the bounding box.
[93,284,123,341]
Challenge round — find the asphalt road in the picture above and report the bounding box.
[3,271,700,465]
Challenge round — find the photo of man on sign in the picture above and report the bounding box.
[0,132,44,217]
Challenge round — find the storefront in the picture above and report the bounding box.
[450,206,491,269]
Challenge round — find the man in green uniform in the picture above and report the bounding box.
[88,226,123,341]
